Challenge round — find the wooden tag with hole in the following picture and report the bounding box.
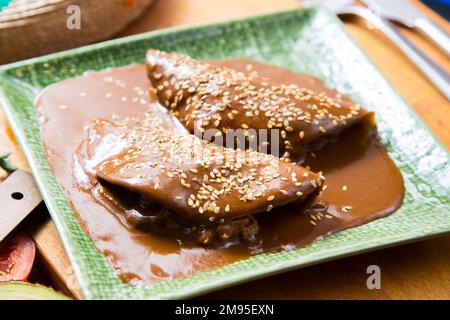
[0,170,42,243]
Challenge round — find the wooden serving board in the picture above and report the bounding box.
[1,0,449,299]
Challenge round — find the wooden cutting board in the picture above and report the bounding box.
[1,0,449,299]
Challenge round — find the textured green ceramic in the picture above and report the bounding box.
[0,6,449,299]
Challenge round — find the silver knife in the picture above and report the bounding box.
[0,170,43,243]
[363,0,450,56]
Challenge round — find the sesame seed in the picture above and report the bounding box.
[148,51,361,163]
[342,205,352,212]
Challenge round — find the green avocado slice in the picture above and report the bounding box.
[0,282,71,300]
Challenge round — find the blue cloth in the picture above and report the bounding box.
[0,0,13,11]
[421,0,450,21]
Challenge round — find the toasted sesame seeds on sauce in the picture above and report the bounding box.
[26,56,409,275]
[85,108,323,227]
[29,60,408,274]
[342,205,352,212]
[146,50,365,160]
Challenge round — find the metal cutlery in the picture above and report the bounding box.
[304,0,450,100]
[363,0,450,56]
[0,169,42,243]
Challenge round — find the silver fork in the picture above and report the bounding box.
[304,0,450,100]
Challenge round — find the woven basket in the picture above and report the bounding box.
[0,0,154,64]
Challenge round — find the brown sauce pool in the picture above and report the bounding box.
[36,62,404,286]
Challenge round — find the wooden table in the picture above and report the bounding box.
[1,0,449,299]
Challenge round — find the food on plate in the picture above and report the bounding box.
[36,53,404,285]
[146,49,371,161]
[76,115,323,245]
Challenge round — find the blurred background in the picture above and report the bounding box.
[0,0,449,64]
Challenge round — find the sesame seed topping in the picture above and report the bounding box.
[147,50,364,160]
[87,109,325,231]
[342,205,352,212]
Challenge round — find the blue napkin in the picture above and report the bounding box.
[0,0,12,11]
[422,0,450,21]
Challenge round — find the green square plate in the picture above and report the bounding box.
[0,6,449,299]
